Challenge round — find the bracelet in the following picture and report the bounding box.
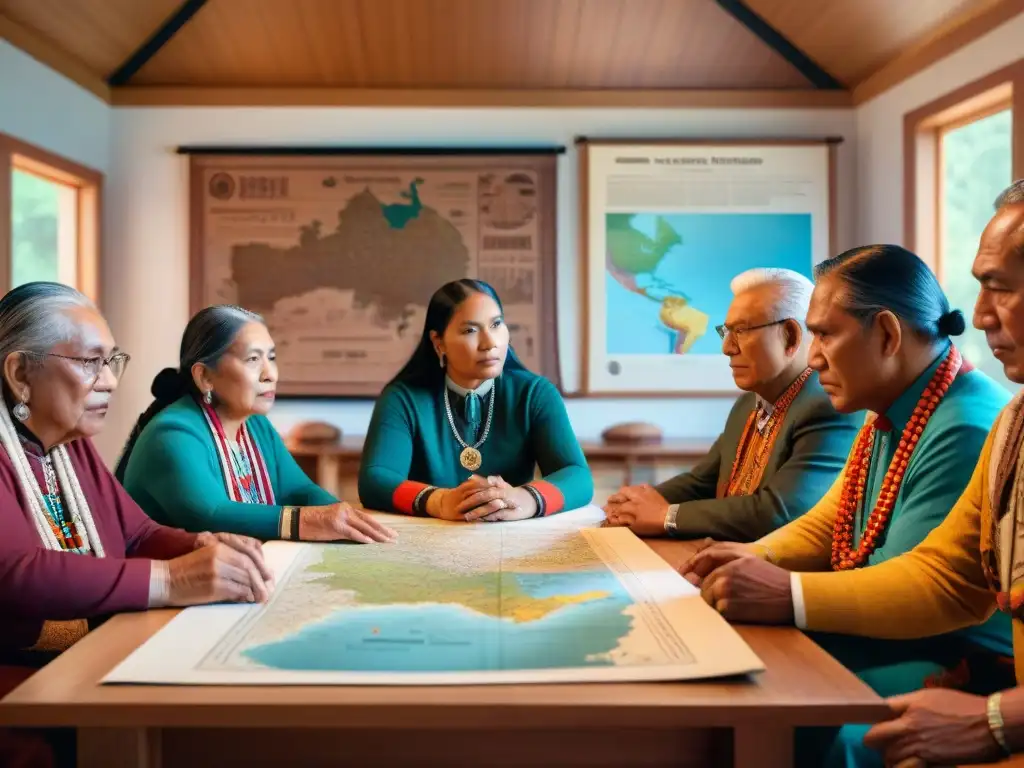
[523,484,545,518]
[988,692,1011,755]
[413,486,437,516]
[280,506,301,540]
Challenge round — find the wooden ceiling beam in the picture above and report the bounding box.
[108,86,853,109]
[107,0,208,86]
[714,0,844,90]
[0,12,110,101]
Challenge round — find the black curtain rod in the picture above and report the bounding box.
[176,145,567,156]
[574,136,845,145]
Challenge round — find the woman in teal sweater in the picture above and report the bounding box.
[115,305,395,544]
[359,279,593,521]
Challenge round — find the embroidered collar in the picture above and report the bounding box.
[13,419,46,458]
[445,376,494,398]
[872,343,951,433]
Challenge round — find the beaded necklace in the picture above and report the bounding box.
[199,399,275,505]
[0,400,104,557]
[37,452,89,553]
[721,368,813,497]
[831,345,963,570]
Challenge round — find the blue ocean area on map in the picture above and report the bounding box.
[242,570,635,672]
[605,212,813,356]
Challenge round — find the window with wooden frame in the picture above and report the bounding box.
[0,133,102,305]
[904,59,1024,391]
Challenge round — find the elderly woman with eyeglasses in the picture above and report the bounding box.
[0,283,274,765]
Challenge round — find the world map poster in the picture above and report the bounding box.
[581,140,834,395]
[103,510,764,685]
[188,152,559,396]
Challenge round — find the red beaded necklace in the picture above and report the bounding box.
[830,345,964,571]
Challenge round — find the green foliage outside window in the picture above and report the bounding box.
[940,109,1016,391]
[10,169,60,287]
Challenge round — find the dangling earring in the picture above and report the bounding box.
[439,353,446,369]
[12,398,30,422]
[203,390,213,405]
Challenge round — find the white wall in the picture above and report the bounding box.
[856,13,1024,245]
[0,41,110,173]
[100,106,857,463]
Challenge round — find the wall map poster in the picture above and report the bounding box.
[189,152,559,396]
[580,139,833,395]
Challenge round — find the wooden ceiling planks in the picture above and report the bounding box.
[744,0,998,87]
[2,0,1018,104]
[0,0,183,77]
[126,0,811,89]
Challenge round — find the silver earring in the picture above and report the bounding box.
[12,401,29,422]
[203,390,213,405]
[439,354,446,369]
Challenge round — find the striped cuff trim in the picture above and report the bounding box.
[392,481,429,515]
[529,480,565,517]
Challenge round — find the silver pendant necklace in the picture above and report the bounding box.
[443,385,495,471]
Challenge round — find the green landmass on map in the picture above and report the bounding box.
[307,548,610,624]
[230,184,469,321]
[606,213,683,275]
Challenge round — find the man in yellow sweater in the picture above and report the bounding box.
[682,181,1024,766]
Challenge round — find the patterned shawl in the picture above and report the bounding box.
[985,389,1024,614]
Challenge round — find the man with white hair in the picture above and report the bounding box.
[604,266,861,541]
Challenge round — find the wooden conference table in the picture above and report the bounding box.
[0,538,891,768]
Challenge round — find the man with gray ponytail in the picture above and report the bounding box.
[0,282,275,762]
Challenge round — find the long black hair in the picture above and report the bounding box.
[388,279,526,389]
[114,304,263,481]
[814,244,966,341]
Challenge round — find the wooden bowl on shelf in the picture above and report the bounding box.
[600,422,664,446]
[288,421,342,446]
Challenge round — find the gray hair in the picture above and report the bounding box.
[0,282,95,362]
[994,179,1024,209]
[730,267,814,326]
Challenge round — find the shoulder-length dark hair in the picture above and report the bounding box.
[114,304,262,481]
[387,279,527,389]
[814,244,966,341]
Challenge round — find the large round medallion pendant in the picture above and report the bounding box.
[460,447,482,471]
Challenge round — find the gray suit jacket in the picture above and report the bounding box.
[656,372,861,542]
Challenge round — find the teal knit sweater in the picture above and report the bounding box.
[120,396,336,539]
[359,369,593,516]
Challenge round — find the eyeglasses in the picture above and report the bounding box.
[41,352,131,382]
[715,319,788,341]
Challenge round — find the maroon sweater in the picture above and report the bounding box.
[0,435,197,652]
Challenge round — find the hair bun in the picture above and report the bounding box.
[938,309,966,337]
[151,367,186,401]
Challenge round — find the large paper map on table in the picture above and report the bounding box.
[104,509,764,685]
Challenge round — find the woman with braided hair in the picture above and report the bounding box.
[116,304,395,544]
